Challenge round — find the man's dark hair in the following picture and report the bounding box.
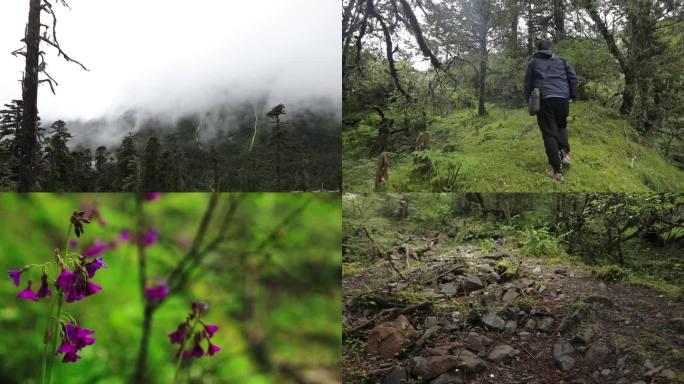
[536,39,552,51]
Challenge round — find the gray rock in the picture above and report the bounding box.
[533,266,542,275]
[440,282,460,297]
[584,295,614,308]
[482,310,505,330]
[584,342,613,368]
[601,368,612,377]
[555,268,567,275]
[480,293,498,307]
[411,356,460,380]
[502,288,520,302]
[429,372,464,384]
[486,272,501,284]
[558,307,590,334]
[458,349,486,373]
[524,318,537,332]
[464,334,486,354]
[383,366,408,384]
[504,320,518,334]
[538,317,554,332]
[488,344,515,362]
[572,327,594,346]
[552,341,576,371]
[478,264,495,274]
[463,276,484,292]
[519,331,531,341]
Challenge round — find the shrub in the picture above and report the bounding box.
[520,227,564,258]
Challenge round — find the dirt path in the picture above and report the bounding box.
[343,241,684,384]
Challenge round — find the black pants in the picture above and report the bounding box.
[536,97,570,172]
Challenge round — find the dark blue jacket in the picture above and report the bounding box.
[524,50,577,100]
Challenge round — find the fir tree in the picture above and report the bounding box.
[116,133,140,192]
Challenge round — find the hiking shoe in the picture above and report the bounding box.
[561,151,572,167]
[547,169,564,182]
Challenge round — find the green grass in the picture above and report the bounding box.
[343,102,684,191]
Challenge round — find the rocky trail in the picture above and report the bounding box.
[343,237,684,384]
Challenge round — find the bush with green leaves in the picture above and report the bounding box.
[519,227,564,258]
[412,150,462,192]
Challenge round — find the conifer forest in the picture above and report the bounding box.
[0,0,341,193]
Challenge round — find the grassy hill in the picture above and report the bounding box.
[343,102,684,192]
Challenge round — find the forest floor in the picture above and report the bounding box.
[342,234,684,383]
[343,102,683,192]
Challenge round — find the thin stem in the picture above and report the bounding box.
[42,222,72,384]
[47,294,64,384]
[173,334,188,384]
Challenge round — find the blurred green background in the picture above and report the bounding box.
[0,193,341,384]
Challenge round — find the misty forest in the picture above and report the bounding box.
[0,0,340,193]
[342,193,683,383]
[342,0,684,192]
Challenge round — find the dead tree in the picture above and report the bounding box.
[267,104,287,191]
[370,108,393,157]
[375,152,389,191]
[13,0,87,192]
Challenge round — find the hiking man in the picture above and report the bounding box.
[524,39,578,182]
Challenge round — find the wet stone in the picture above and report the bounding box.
[504,320,518,334]
[482,310,505,330]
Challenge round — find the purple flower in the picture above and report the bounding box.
[83,240,109,258]
[86,257,107,279]
[62,352,81,363]
[57,322,96,363]
[169,323,187,345]
[37,273,52,298]
[69,239,79,249]
[120,230,131,241]
[143,192,161,201]
[17,282,39,302]
[141,228,158,246]
[55,269,78,290]
[65,287,83,303]
[65,323,96,349]
[207,342,221,356]
[56,340,77,354]
[144,281,169,301]
[170,302,220,359]
[8,269,24,286]
[191,342,204,358]
[84,281,102,297]
[204,324,218,338]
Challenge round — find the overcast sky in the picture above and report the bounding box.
[0,0,340,121]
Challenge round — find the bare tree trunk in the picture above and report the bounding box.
[477,0,489,116]
[582,0,634,114]
[552,0,565,41]
[18,0,41,192]
[508,0,519,52]
[526,0,534,56]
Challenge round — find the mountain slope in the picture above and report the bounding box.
[343,102,683,192]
